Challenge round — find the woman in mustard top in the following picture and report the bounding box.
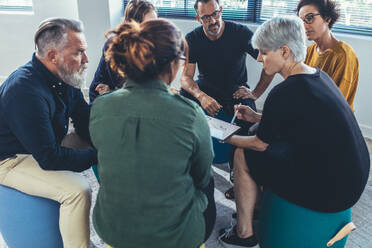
[297,0,359,111]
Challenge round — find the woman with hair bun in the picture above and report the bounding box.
[90,19,216,248]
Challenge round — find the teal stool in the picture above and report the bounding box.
[92,164,100,182]
[208,110,232,164]
[259,190,351,248]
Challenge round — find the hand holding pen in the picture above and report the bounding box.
[230,103,241,124]
[233,104,262,123]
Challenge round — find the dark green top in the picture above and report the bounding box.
[90,79,214,248]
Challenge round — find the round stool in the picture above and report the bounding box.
[92,164,100,182]
[0,185,63,248]
[259,189,351,248]
[208,110,232,164]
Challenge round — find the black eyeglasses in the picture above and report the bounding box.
[300,13,321,24]
[199,9,221,23]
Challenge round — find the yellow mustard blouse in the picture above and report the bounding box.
[305,41,359,111]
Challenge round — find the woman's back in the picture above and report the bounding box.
[90,79,213,248]
[258,69,369,212]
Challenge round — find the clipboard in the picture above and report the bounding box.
[205,116,241,141]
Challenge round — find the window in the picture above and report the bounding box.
[123,0,372,36]
[0,0,33,12]
[261,0,372,36]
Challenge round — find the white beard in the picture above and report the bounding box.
[56,59,87,89]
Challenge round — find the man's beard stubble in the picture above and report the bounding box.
[206,22,221,36]
[56,59,87,89]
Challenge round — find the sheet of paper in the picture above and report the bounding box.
[205,116,241,141]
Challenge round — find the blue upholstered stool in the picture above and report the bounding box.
[208,110,232,164]
[259,189,351,248]
[0,185,63,248]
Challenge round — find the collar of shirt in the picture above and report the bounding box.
[31,53,68,97]
[124,78,170,93]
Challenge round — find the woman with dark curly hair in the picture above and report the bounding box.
[297,0,359,111]
[88,0,157,103]
[89,19,216,248]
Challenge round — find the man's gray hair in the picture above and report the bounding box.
[252,16,307,62]
[34,17,84,58]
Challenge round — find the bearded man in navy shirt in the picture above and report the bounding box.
[0,18,96,248]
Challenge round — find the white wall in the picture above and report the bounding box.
[0,0,371,138]
[76,0,112,85]
[0,0,119,86]
[0,0,79,82]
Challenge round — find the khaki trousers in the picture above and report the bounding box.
[0,132,91,248]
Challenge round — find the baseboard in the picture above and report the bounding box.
[360,124,372,140]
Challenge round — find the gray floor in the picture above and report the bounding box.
[1,139,371,248]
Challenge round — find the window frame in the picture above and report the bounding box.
[123,0,372,37]
[0,0,33,12]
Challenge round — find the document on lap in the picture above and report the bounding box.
[205,116,241,141]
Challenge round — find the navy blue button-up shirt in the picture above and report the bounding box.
[0,54,97,172]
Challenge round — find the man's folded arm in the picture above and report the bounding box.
[4,90,96,172]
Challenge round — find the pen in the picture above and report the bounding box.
[230,103,241,124]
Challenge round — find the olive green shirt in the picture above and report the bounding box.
[90,79,214,248]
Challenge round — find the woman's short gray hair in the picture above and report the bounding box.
[252,16,307,62]
[34,17,84,57]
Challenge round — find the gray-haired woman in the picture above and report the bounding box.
[219,16,369,248]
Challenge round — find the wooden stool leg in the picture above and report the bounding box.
[327,222,356,247]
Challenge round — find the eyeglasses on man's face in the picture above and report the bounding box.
[199,9,221,23]
[300,13,321,24]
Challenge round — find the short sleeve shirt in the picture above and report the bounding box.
[186,21,258,97]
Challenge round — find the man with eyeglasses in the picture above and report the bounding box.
[0,18,96,248]
[180,0,274,213]
[181,0,274,120]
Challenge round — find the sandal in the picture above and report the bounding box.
[224,186,235,200]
